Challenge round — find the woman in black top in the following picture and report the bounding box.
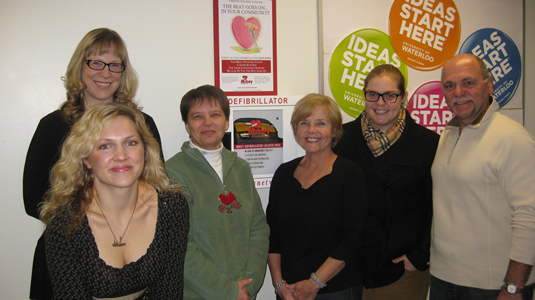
[267,93,368,300]
[23,28,162,299]
[41,103,188,299]
[335,64,439,300]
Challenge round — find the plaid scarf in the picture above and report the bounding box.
[361,109,406,157]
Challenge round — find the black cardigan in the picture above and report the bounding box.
[334,112,439,288]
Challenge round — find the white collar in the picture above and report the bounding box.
[189,140,224,182]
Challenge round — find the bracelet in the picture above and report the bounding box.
[274,279,286,294]
[310,272,327,289]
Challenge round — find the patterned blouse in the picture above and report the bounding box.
[45,192,189,299]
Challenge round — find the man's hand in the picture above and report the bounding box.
[497,288,522,300]
[499,260,532,300]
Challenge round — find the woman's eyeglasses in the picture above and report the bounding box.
[83,59,126,73]
[364,92,401,103]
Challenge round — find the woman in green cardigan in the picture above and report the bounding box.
[165,85,270,300]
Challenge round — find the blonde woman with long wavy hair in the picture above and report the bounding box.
[41,103,188,299]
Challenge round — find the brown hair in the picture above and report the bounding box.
[180,85,230,123]
[364,64,406,95]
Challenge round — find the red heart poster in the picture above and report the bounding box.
[232,16,261,50]
[214,0,277,96]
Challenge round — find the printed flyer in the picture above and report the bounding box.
[214,0,277,95]
[233,110,283,177]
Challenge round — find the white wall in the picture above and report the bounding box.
[0,1,533,299]
[0,1,318,299]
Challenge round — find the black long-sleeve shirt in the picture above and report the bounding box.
[267,156,368,293]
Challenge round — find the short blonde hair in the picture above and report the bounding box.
[60,28,139,123]
[290,93,343,147]
[41,103,178,231]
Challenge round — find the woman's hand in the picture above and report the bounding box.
[268,253,297,300]
[392,254,417,271]
[236,278,252,300]
[277,283,297,300]
[287,279,320,300]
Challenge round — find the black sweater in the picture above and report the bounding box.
[267,156,368,293]
[334,112,439,288]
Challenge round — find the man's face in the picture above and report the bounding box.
[441,54,494,128]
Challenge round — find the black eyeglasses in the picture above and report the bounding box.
[83,59,126,73]
[364,91,401,103]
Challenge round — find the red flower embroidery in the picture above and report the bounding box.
[218,191,241,213]
[219,191,236,205]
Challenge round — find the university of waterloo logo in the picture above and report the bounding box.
[241,75,253,84]
[248,119,270,135]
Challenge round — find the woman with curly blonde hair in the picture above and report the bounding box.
[23,28,163,299]
[42,103,188,299]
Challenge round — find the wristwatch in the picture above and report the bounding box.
[503,282,524,294]
[310,272,327,289]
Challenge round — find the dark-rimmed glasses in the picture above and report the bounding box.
[364,92,401,103]
[83,59,126,73]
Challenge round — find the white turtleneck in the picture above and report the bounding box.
[189,140,224,183]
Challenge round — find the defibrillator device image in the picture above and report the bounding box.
[233,118,283,145]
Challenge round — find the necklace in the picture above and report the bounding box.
[94,191,138,247]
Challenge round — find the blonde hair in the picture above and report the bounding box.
[40,103,179,231]
[290,93,343,147]
[60,28,139,123]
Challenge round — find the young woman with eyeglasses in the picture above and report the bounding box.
[335,64,439,300]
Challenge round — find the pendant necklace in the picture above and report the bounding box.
[94,191,138,247]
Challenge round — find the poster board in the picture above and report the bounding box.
[228,96,304,188]
[214,0,278,95]
[321,0,524,133]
